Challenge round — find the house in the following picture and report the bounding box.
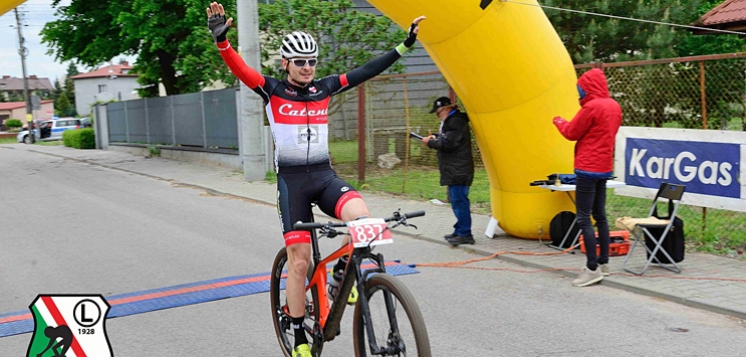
[0,75,54,101]
[0,100,55,131]
[691,0,746,34]
[70,62,140,116]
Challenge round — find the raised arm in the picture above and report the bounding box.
[342,16,426,89]
[207,2,264,89]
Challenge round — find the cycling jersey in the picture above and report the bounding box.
[216,39,406,245]
[217,39,404,171]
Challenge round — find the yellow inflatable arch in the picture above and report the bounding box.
[1,0,28,16]
[368,0,578,238]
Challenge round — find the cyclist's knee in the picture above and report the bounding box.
[340,198,369,222]
[287,243,310,274]
[289,256,310,275]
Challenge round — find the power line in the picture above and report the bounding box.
[503,0,746,36]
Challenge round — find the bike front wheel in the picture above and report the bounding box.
[353,273,431,357]
[270,247,321,357]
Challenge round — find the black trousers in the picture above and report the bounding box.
[575,176,610,270]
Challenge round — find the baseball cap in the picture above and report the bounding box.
[429,96,452,113]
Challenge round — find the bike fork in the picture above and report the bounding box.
[358,252,404,355]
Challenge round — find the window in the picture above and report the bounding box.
[98,84,107,93]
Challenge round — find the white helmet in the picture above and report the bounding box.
[280,31,318,58]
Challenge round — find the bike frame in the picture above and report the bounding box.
[307,238,403,355]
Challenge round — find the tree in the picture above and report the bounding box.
[64,63,78,115]
[677,0,746,57]
[42,0,406,100]
[8,91,23,103]
[66,62,79,77]
[41,0,237,97]
[543,0,710,63]
[52,78,64,103]
[256,0,407,115]
[56,92,71,117]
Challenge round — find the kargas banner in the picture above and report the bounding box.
[615,127,745,212]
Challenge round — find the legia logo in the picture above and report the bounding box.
[27,295,112,357]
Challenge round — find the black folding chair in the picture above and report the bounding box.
[619,183,685,275]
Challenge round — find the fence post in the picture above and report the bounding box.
[144,97,150,145]
[403,77,410,194]
[93,104,109,150]
[124,100,130,143]
[699,60,708,235]
[170,96,176,146]
[341,92,350,141]
[358,84,366,184]
[700,61,708,129]
[201,92,207,149]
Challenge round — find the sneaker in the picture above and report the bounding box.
[447,235,475,246]
[572,266,603,287]
[328,270,358,305]
[292,343,312,357]
[598,263,610,276]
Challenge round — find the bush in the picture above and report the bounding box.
[4,119,22,129]
[62,128,95,149]
[148,145,160,157]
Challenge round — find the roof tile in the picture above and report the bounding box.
[695,0,746,26]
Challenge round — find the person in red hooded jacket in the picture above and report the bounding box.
[553,68,622,287]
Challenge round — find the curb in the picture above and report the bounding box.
[408,235,746,321]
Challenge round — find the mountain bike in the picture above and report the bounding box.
[270,210,431,356]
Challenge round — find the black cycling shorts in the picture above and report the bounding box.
[277,166,361,246]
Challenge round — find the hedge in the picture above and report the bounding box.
[62,128,95,149]
[4,119,22,129]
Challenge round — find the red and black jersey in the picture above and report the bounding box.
[217,39,403,171]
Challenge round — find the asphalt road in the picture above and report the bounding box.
[1,146,744,356]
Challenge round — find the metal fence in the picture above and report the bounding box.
[329,53,746,253]
[107,88,239,149]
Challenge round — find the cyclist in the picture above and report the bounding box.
[206,3,425,356]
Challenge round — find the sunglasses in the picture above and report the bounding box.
[289,58,318,67]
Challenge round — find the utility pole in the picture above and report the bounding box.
[236,0,265,180]
[14,8,34,144]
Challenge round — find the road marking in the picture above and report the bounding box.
[0,262,418,338]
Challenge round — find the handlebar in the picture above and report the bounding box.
[293,222,326,230]
[293,210,426,231]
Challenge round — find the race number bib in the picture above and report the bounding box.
[347,218,392,248]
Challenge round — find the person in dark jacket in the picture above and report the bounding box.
[553,68,622,287]
[422,96,475,245]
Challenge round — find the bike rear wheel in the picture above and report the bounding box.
[270,247,322,356]
[353,273,431,357]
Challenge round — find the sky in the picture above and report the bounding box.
[0,0,136,87]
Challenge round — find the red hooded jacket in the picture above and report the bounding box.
[553,69,622,174]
